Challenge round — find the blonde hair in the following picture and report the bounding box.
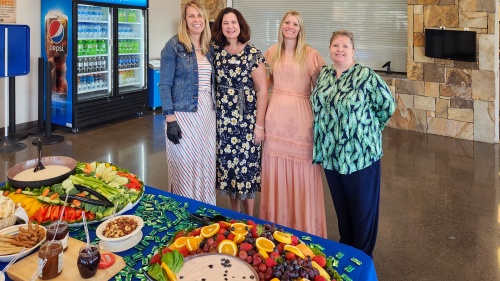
[269,11,308,71]
[177,1,211,54]
[330,30,355,49]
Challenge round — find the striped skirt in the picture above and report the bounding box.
[165,89,216,205]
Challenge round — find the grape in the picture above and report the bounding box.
[238,251,248,260]
[258,272,265,280]
[258,263,267,273]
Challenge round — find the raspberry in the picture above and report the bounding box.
[313,255,327,268]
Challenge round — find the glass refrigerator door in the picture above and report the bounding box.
[117,8,145,93]
[76,4,113,101]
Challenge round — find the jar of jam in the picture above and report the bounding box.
[38,240,63,280]
[77,245,101,279]
[46,221,69,250]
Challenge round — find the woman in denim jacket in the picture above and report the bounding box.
[159,1,216,205]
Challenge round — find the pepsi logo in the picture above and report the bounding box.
[48,20,65,44]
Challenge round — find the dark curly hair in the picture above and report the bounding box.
[211,8,251,46]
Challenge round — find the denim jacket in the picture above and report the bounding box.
[159,35,215,116]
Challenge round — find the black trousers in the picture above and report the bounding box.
[324,160,381,258]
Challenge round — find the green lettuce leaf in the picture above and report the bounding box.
[148,263,167,281]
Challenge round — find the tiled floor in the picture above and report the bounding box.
[1,111,499,280]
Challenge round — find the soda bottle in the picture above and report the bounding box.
[100,40,107,55]
[82,57,88,73]
[88,74,95,89]
[128,10,134,23]
[77,58,83,73]
[101,57,107,71]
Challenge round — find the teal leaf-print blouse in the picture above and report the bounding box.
[310,64,396,175]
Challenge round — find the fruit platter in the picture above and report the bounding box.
[146,220,343,281]
[0,161,144,226]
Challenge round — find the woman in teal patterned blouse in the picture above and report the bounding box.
[310,30,396,258]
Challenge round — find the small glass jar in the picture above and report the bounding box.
[77,245,101,279]
[46,221,69,250]
[38,240,63,280]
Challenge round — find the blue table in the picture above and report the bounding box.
[1,186,377,280]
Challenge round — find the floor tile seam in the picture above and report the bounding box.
[418,209,500,235]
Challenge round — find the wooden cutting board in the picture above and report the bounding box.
[7,237,126,281]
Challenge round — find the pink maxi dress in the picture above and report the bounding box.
[259,45,327,237]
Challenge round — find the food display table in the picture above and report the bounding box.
[1,185,378,281]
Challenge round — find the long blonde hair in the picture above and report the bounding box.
[177,1,211,54]
[269,11,308,71]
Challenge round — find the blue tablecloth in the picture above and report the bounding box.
[1,186,377,280]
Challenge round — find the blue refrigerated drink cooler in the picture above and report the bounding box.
[41,0,148,132]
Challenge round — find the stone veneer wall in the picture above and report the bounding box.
[181,0,226,22]
[386,0,499,143]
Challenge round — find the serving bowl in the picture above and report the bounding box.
[96,215,144,243]
[0,224,47,262]
[7,156,77,189]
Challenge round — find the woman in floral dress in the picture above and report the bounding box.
[211,8,268,215]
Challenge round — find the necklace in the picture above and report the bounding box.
[195,47,202,52]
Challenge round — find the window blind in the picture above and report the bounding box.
[232,0,407,73]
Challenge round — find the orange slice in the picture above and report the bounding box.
[230,222,251,235]
[258,249,269,259]
[217,239,238,256]
[270,279,280,281]
[161,262,177,281]
[296,243,316,258]
[186,236,202,252]
[255,237,275,253]
[272,231,292,244]
[233,233,245,244]
[283,244,305,259]
[201,223,220,238]
[170,236,188,249]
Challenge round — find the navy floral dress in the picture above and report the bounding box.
[213,42,265,200]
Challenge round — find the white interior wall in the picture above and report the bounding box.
[0,0,180,129]
[149,0,180,60]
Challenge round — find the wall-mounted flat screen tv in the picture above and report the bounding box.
[425,29,476,62]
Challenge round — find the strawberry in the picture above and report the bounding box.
[230,219,238,224]
[239,242,253,252]
[218,228,226,235]
[285,252,296,260]
[265,257,277,268]
[174,230,186,241]
[291,235,299,246]
[195,228,201,236]
[188,230,197,236]
[269,252,280,259]
[313,255,327,268]
[162,247,172,254]
[277,243,286,254]
[227,233,235,241]
[251,226,258,238]
[218,221,228,229]
[314,276,327,281]
[150,253,161,265]
[178,246,190,257]
[216,234,225,244]
[247,220,257,227]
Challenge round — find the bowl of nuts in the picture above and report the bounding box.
[96,215,143,243]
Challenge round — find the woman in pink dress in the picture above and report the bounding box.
[259,11,327,237]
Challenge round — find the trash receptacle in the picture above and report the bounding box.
[148,59,161,110]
